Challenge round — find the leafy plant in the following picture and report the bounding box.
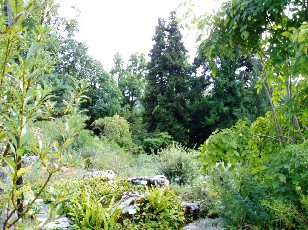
[43,176,188,229]
[93,114,141,154]
[156,143,200,185]
[124,186,185,229]
[143,132,173,154]
[69,196,122,230]
[0,0,86,228]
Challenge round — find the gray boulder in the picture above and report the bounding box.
[82,170,117,180]
[118,191,145,215]
[128,175,169,187]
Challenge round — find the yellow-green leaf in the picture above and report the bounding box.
[17,166,31,178]
[21,132,34,147]
[281,31,291,37]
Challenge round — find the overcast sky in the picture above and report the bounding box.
[58,0,220,71]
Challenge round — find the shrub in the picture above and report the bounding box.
[143,132,173,154]
[93,115,132,148]
[79,139,160,177]
[156,143,201,185]
[206,167,271,229]
[93,115,141,154]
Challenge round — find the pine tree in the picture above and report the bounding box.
[143,12,189,144]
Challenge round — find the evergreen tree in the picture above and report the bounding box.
[143,12,189,144]
[188,51,269,146]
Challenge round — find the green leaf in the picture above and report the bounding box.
[26,42,43,59]
[3,157,16,170]
[53,141,59,150]
[21,132,34,147]
[241,31,249,39]
[16,148,24,157]
[0,131,5,140]
[212,67,217,77]
[281,31,291,37]
[218,163,224,172]
[62,138,75,150]
[278,173,286,183]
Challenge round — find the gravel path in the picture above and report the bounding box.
[184,218,223,230]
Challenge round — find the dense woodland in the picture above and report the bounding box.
[0,0,307,229]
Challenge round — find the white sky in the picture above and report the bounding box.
[58,0,220,71]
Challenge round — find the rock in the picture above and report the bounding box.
[128,175,169,187]
[0,145,5,155]
[118,191,145,215]
[21,155,39,166]
[82,170,117,180]
[182,201,203,219]
[0,161,16,229]
[42,216,72,230]
[183,218,222,230]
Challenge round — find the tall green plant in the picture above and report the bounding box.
[0,0,86,228]
[186,0,308,227]
[143,11,190,144]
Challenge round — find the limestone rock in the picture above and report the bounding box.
[0,205,18,230]
[118,191,145,215]
[182,201,202,219]
[42,216,71,230]
[21,155,39,166]
[82,170,117,180]
[128,175,169,187]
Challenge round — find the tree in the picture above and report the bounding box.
[83,59,122,122]
[143,12,190,144]
[111,52,146,113]
[119,53,146,111]
[187,51,269,146]
[50,38,122,121]
[189,0,308,227]
[196,0,307,144]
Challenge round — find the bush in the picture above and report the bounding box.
[93,115,141,154]
[156,143,201,185]
[143,132,173,154]
[79,139,160,177]
[208,167,270,229]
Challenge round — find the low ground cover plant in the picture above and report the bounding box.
[43,175,186,229]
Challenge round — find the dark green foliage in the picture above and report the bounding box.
[84,62,122,121]
[143,11,190,144]
[119,53,146,111]
[209,168,271,229]
[143,132,173,154]
[51,38,122,121]
[187,52,269,147]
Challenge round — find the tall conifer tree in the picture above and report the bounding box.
[143,12,189,143]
